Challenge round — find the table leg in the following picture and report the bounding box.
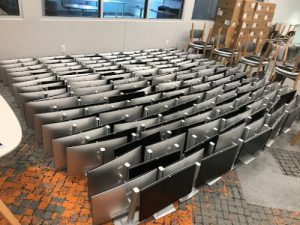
[0,199,20,225]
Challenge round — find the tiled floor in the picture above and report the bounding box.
[1,80,300,225]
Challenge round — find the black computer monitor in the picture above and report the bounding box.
[139,164,195,222]
[270,90,296,114]
[114,132,161,158]
[129,151,181,180]
[195,143,239,187]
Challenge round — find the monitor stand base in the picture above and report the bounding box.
[206,177,221,186]
[283,127,291,134]
[179,187,199,202]
[153,204,176,220]
[113,211,139,225]
[239,154,256,165]
[266,139,274,147]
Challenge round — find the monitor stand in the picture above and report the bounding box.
[153,204,176,220]
[283,127,291,134]
[266,139,274,147]
[239,154,256,165]
[113,211,139,225]
[179,187,199,202]
[206,177,221,186]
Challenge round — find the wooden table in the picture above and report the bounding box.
[0,95,22,225]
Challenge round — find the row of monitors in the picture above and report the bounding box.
[26,70,287,173]
[89,89,300,224]
[38,69,263,168]
[0,48,193,89]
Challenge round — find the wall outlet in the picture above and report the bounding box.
[165,40,169,46]
[60,45,66,53]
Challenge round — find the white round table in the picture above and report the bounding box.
[0,95,21,225]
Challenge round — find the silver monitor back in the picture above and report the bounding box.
[66,136,128,176]
[91,169,157,225]
[88,146,142,196]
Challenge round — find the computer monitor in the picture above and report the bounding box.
[145,133,186,159]
[152,74,176,85]
[114,132,162,158]
[91,169,158,225]
[66,136,128,176]
[197,68,215,77]
[34,108,83,142]
[205,85,224,100]
[186,119,221,149]
[42,116,98,156]
[24,97,78,128]
[215,123,246,152]
[130,93,161,106]
[204,73,224,82]
[184,134,219,156]
[141,120,183,138]
[195,143,239,187]
[223,110,252,132]
[113,118,158,133]
[176,72,197,81]
[269,90,296,114]
[87,146,142,197]
[237,128,271,159]
[99,106,143,124]
[139,164,195,222]
[129,151,181,180]
[52,126,108,170]
[223,80,241,91]
[157,81,181,91]
[190,82,211,93]
[164,150,204,176]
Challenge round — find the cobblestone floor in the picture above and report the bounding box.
[270,148,300,177]
[1,82,300,225]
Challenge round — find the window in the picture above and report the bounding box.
[147,0,184,19]
[44,0,99,17]
[43,0,184,19]
[0,0,20,16]
[192,0,218,20]
[103,0,146,18]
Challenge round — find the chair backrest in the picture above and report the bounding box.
[190,23,206,42]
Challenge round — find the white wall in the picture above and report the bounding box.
[0,0,213,60]
[269,0,300,25]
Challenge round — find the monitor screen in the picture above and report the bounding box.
[139,164,195,222]
[195,143,239,187]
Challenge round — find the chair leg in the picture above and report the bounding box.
[293,76,299,90]
[249,66,253,77]
[244,64,248,72]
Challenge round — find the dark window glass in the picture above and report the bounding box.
[103,0,146,18]
[44,0,99,17]
[147,0,184,19]
[0,0,20,15]
[192,0,218,20]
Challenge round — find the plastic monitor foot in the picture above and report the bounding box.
[206,177,221,186]
[239,154,256,165]
[113,211,139,225]
[179,187,199,202]
[266,139,274,147]
[153,204,176,220]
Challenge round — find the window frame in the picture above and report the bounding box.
[0,0,23,18]
[191,0,218,21]
[41,0,185,20]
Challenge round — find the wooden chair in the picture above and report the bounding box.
[239,39,274,77]
[187,23,214,55]
[211,27,240,66]
[272,54,300,90]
